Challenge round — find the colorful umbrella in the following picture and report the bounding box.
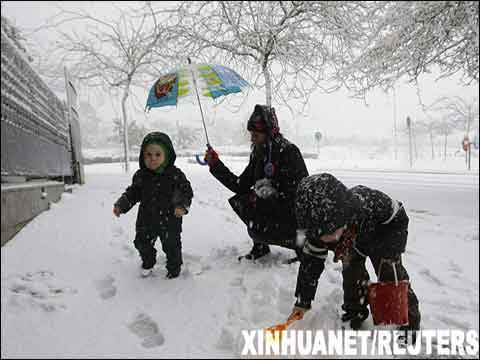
[145,59,250,162]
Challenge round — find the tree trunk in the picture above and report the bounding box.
[412,127,418,160]
[408,124,413,167]
[443,133,448,161]
[468,145,471,171]
[262,60,272,107]
[466,109,472,134]
[429,129,435,160]
[175,117,181,149]
[392,87,398,160]
[121,83,130,173]
[465,110,471,168]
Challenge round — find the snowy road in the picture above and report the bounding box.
[319,168,479,220]
[2,158,479,358]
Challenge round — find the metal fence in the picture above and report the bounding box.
[1,28,73,178]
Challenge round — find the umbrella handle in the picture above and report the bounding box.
[195,154,208,166]
[195,143,212,166]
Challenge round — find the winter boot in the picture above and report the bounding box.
[397,328,418,346]
[239,243,271,261]
[341,305,369,330]
[141,268,153,277]
[398,317,420,345]
[166,268,181,279]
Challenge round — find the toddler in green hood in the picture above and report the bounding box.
[113,131,192,279]
[141,132,176,174]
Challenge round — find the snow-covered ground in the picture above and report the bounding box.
[1,157,479,358]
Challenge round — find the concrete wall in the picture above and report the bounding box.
[1,181,65,246]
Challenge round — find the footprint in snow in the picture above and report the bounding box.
[418,268,445,287]
[128,313,165,348]
[94,275,117,300]
[181,253,212,276]
[7,270,76,312]
[209,246,240,261]
[121,243,136,257]
[216,326,244,355]
[436,315,472,330]
[409,209,437,216]
[229,277,244,287]
[111,225,125,238]
[216,326,236,351]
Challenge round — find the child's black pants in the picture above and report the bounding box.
[134,230,183,273]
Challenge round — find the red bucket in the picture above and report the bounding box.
[368,280,409,326]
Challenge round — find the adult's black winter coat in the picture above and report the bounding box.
[209,135,308,245]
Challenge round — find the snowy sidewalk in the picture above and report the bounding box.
[2,159,478,358]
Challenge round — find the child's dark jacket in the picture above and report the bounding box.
[114,132,193,233]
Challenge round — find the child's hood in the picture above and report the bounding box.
[139,132,177,170]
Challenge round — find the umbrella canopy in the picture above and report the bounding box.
[146,63,249,111]
[145,61,250,164]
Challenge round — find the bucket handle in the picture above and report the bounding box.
[378,258,399,285]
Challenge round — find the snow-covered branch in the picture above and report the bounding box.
[31,4,181,172]
[162,1,376,111]
[339,1,479,98]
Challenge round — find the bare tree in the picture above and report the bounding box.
[416,118,438,160]
[428,96,479,136]
[436,116,457,160]
[78,100,102,148]
[36,3,180,172]
[427,95,479,165]
[111,118,148,150]
[414,113,456,161]
[161,1,379,111]
[340,1,479,98]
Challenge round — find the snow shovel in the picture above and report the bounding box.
[264,312,303,343]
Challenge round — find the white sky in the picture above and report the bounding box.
[2,1,478,142]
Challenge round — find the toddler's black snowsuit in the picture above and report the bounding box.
[114,132,193,275]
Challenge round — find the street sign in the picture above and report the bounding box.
[462,136,470,152]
